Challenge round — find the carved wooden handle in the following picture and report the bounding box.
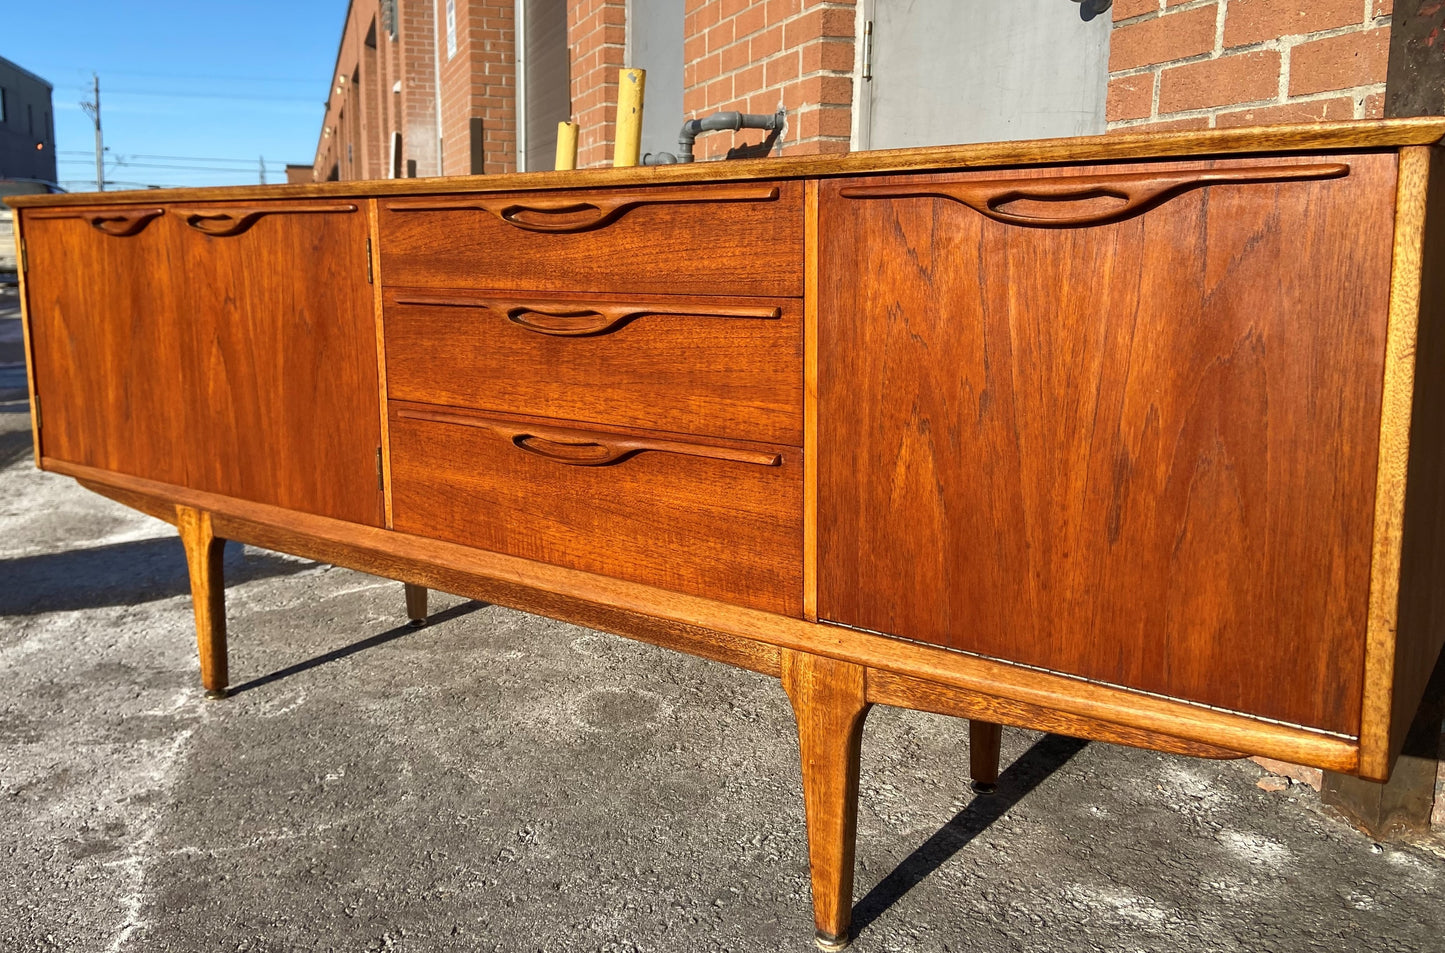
[173,203,359,236]
[393,294,782,337]
[386,186,781,233]
[82,208,165,236]
[397,407,782,467]
[838,163,1350,227]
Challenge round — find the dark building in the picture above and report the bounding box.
[0,56,57,184]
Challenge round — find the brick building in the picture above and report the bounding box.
[311,1,1415,181]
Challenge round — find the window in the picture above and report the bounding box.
[28,103,34,134]
[0,88,7,123]
[446,0,457,58]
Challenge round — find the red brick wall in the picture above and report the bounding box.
[569,0,628,168]
[1107,0,1393,131]
[400,0,441,177]
[316,1,1406,180]
[439,0,516,175]
[682,0,855,160]
[315,0,445,182]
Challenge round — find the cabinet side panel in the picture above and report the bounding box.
[1373,145,1445,777]
[14,209,41,466]
[817,153,1398,735]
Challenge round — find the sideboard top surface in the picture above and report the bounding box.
[9,118,1445,209]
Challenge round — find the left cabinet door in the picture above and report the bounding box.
[23,206,192,485]
[24,202,386,527]
[171,201,385,526]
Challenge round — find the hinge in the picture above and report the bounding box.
[376,446,384,490]
[19,238,28,273]
[862,20,873,81]
[366,236,374,283]
[32,393,41,430]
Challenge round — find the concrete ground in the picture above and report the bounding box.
[2,285,1444,952]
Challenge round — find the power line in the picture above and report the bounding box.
[41,66,319,85]
[59,160,271,174]
[101,87,320,104]
[59,151,272,166]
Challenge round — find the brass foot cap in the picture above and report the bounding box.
[814,930,850,951]
[970,780,997,795]
[204,688,230,700]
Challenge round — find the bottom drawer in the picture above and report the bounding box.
[389,402,804,616]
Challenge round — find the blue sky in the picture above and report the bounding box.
[5,1,348,190]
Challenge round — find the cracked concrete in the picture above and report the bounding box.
[2,287,1444,951]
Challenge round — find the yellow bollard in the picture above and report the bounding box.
[613,68,645,168]
[555,120,578,171]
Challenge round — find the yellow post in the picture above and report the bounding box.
[555,120,578,171]
[614,68,645,167]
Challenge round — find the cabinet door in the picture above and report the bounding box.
[22,207,190,484]
[173,202,384,526]
[817,153,1398,735]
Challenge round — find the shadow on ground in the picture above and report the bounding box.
[228,600,486,696]
[851,733,1090,939]
[0,538,314,615]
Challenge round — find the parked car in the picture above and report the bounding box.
[0,179,65,283]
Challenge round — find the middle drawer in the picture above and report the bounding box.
[383,290,803,446]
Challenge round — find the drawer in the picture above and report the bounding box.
[389,402,803,616]
[384,289,803,446]
[377,181,804,296]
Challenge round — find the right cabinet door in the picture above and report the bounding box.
[817,152,1399,736]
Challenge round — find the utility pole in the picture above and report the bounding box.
[258,155,266,185]
[79,73,103,191]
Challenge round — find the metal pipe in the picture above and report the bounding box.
[642,109,786,165]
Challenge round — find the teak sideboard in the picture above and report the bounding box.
[10,119,1445,948]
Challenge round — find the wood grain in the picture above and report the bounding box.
[383,290,803,446]
[378,181,804,297]
[11,119,1444,210]
[21,201,385,526]
[865,669,1243,759]
[176,505,228,696]
[837,162,1349,227]
[804,179,820,623]
[175,200,385,526]
[818,152,1398,736]
[21,206,192,485]
[1360,145,1445,781]
[12,210,40,466]
[367,200,395,529]
[781,649,870,949]
[76,478,180,525]
[388,402,804,616]
[47,460,1360,772]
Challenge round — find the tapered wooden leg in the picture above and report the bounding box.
[176,505,228,699]
[404,583,428,627]
[782,649,871,951]
[969,720,1003,794]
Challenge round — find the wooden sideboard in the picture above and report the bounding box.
[10,119,1445,949]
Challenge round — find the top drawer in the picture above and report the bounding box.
[377,180,804,297]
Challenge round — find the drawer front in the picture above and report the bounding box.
[378,181,804,296]
[818,151,1400,735]
[389,403,804,616]
[384,290,803,446]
